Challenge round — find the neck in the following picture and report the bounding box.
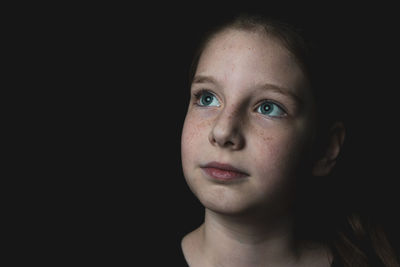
[182,208,332,267]
[183,206,322,267]
[204,208,300,266]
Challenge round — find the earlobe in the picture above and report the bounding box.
[312,122,346,176]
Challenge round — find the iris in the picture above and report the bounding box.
[198,91,220,107]
[257,101,286,117]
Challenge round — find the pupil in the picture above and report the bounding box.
[205,95,211,103]
[263,104,271,112]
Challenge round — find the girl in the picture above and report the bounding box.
[180,12,399,267]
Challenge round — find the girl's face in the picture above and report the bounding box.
[181,29,316,216]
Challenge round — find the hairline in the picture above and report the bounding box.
[189,20,311,88]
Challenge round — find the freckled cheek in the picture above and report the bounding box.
[181,114,213,164]
[249,129,298,178]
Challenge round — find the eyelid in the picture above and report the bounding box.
[193,88,209,97]
[193,88,216,100]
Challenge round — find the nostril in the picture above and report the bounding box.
[208,133,218,146]
[225,141,235,147]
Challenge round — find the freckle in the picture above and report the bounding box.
[198,120,211,129]
[263,136,273,142]
[255,127,272,142]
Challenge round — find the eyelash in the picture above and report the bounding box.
[192,89,288,117]
[193,89,210,100]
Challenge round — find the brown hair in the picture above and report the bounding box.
[187,12,399,267]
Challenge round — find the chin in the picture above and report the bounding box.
[196,190,257,216]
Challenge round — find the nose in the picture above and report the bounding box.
[208,109,245,150]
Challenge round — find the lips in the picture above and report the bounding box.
[201,161,249,181]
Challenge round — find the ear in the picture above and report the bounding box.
[312,122,346,176]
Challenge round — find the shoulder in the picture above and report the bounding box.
[181,226,204,267]
[297,241,334,267]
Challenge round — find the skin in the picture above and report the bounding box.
[181,28,344,267]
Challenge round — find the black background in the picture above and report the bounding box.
[12,2,400,265]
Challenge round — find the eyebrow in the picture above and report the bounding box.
[193,74,303,104]
[258,83,303,105]
[192,75,220,86]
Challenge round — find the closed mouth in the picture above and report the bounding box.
[201,161,249,181]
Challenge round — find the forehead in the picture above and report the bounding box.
[196,29,309,94]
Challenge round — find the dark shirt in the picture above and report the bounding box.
[178,248,343,267]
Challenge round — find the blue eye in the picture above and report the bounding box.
[196,91,220,107]
[257,101,286,117]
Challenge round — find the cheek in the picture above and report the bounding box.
[249,126,303,178]
[181,113,212,166]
